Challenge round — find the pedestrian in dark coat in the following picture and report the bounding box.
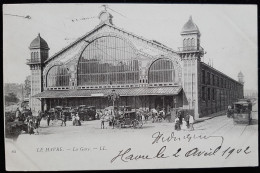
[47,114,51,126]
[61,113,67,126]
[174,117,181,131]
[177,110,183,125]
[28,118,34,135]
[185,113,190,128]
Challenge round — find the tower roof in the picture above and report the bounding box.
[29,33,49,50]
[181,16,200,34]
[238,71,244,77]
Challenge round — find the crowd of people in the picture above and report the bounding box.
[174,110,194,131]
[45,111,82,127]
[14,107,41,135]
[13,102,252,136]
[12,105,198,134]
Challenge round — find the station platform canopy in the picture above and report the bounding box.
[33,86,182,98]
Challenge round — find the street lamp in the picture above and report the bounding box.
[108,89,120,108]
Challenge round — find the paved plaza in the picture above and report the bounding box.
[5,101,258,170]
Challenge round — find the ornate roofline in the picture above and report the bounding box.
[45,23,179,63]
[29,33,50,50]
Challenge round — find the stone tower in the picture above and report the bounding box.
[238,71,244,85]
[26,33,49,113]
[178,16,204,119]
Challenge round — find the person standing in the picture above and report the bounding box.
[75,113,81,126]
[189,114,194,131]
[15,108,21,121]
[181,118,187,130]
[72,113,76,126]
[174,116,181,131]
[185,113,190,129]
[227,105,232,118]
[177,110,183,125]
[61,112,66,126]
[34,117,39,134]
[47,114,51,126]
[28,117,34,135]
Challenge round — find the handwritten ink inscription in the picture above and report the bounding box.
[111,131,252,163]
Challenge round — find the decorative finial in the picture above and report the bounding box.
[38,33,40,37]
[101,4,108,11]
[189,16,192,20]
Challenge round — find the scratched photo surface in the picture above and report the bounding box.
[3,4,258,171]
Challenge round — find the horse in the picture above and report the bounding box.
[27,117,39,135]
[100,112,115,129]
[136,110,145,124]
[18,113,26,122]
[151,109,159,123]
[164,112,172,122]
[158,110,165,122]
[36,111,44,127]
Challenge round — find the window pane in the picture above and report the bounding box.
[77,36,139,86]
[148,59,175,83]
[47,66,70,87]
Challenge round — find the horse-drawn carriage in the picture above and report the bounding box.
[5,121,28,138]
[100,106,143,129]
[150,108,165,123]
[5,111,28,138]
[78,106,96,121]
[62,107,72,120]
[47,106,63,120]
[115,110,143,128]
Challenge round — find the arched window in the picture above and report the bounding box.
[148,59,175,83]
[77,36,139,86]
[183,39,187,47]
[47,66,70,87]
[191,38,195,48]
[31,52,34,59]
[187,38,191,50]
[35,52,38,59]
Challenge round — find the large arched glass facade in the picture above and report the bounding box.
[148,59,175,83]
[77,36,139,86]
[47,66,70,87]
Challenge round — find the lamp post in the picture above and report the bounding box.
[108,89,120,108]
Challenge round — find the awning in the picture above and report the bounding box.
[33,86,182,98]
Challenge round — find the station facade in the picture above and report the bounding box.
[27,10,244,119]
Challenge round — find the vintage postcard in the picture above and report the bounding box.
[3,3,258,171]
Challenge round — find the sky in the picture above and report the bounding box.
[3,3,258,91]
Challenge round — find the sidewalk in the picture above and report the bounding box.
[194,111,226,124]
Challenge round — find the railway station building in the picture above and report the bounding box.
[27,9,244,119]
